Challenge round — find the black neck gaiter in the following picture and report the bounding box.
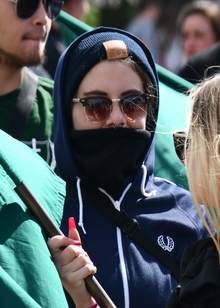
[70,128,151,200]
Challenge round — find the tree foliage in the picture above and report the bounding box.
[87,0,140,29]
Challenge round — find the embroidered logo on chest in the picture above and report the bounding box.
[157,235,174,252]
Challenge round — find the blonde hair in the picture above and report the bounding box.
[186,73,220,256]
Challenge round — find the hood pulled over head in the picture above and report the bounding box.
[53,26,159,183]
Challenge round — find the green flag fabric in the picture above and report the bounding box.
[155,66,192,189]
[0,130,68,308]
[57,11,192,190]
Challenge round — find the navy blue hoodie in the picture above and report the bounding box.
[53,27,211,308]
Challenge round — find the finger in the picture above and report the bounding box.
[61,262,97,304]
[59,253,97,283]
[62,263,97,287]
[68,217,81,243]
[52,243,88,268]
[48,235,70,257]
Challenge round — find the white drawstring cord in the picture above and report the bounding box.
[140,164,155,197]
[76,165,154,235]
[76,178,87,234]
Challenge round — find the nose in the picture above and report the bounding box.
[31,1,50,26]
[185,35,195,48]
[105,100,127,128]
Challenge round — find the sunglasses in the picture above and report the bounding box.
[173,131,187,162]
[9,0,63,20]
[72,93,150,123]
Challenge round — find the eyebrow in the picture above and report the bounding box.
[82,89,143,97]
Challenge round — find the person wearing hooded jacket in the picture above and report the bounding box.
[48,27,213,308]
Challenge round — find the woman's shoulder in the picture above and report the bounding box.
[166,237,220,308]
[183,236,216,257]
[180,237,220,307]
[181,237,218,274]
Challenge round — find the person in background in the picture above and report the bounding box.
[0,0,63,168]
[177,0,220,72]
[63,0,91,21]
[126,0,161,64]
[48,26,212,308]
[40,0,91,79]
[126,0,195,74]
[178,40,220,83]
[167,73,220,307]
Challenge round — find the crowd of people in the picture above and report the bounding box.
[127,0,220,78]
[1,0,220,308]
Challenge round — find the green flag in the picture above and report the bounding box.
[0,130,68,308]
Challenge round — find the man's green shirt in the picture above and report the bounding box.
[0,75,55,168]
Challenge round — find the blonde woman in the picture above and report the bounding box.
[167,74,220,307]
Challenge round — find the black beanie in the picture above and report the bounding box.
[55,26,159,120]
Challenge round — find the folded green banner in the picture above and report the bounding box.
[0,130,68,308]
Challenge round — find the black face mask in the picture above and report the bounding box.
[70,128,151,200]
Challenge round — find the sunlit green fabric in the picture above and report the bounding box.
[0,130,68,308]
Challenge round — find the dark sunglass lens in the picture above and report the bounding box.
[122,94,147,122]
[17,0,40,19]
[173,131,187,162]
[46,0,63,20]
[84,98,111,122]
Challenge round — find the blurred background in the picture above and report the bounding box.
[85,0,220,73]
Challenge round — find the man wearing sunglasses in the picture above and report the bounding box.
[33,0,91,79]
[0,0,63,169]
